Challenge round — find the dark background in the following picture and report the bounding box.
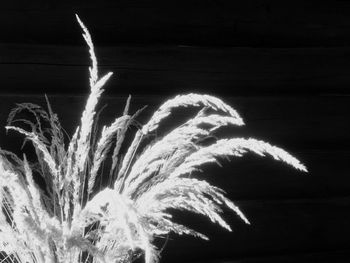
[0,1,350,262]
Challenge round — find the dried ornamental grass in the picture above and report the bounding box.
[0,15,307,263]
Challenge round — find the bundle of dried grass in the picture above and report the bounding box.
[0,15,307,263]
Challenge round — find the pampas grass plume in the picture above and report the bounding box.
[0,15,307,263]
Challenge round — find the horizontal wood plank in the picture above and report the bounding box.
[192,250,350,263]
[2,1,350,47]
[1,1,350,262]
[1,44,350,95]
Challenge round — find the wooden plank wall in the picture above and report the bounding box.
[0,1,350,262]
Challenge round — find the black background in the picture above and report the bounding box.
[0,1,350,262]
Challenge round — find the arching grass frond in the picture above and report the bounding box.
[0,15,307,263]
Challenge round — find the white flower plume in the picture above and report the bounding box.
[0,15,307,263]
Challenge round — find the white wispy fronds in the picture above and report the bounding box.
[75,72,113,176]
[0,15,307,263]
[5,126,59,177]
[89,116,130,194]
[75,14,98,87]
[75,14,113,176]
[75,188,158,263]
[23,156,47,222]
[71,15,114,223]
[142,93,244,134]
[123,112,245,195]
[169,138,307,180]
[0,159,48,262]
[136,177,249,230]
[191,114,244,131]
[116,94,244,190]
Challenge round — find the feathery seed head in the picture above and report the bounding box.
[0,15,307,263]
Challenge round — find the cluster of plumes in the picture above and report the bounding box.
[0,15,307,263]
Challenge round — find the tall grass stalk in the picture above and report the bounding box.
[0,15,307,263]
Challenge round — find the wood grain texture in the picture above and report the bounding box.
[1,1,350,47]
[1,0,350,261]
[1,44,350,95]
